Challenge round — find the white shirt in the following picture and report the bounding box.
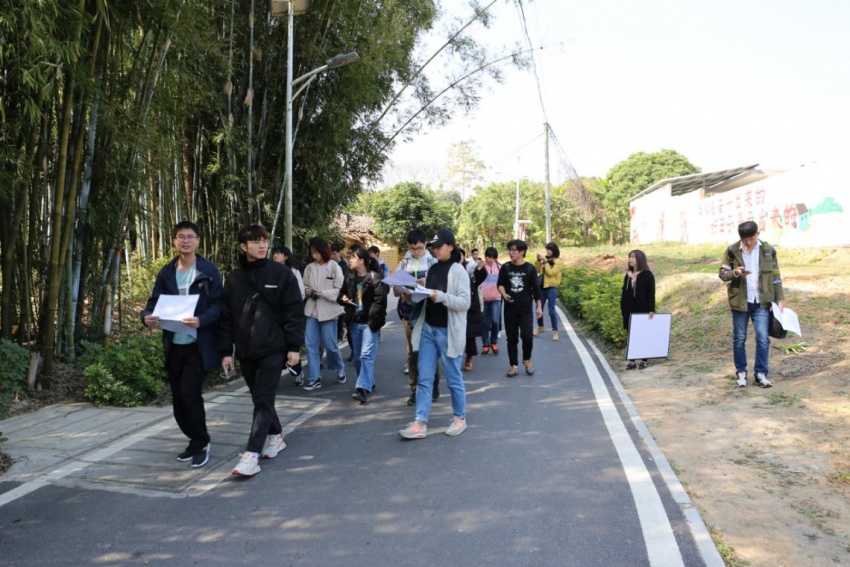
[740,240,760,303]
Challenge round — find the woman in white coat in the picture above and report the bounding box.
[302,238,346,391]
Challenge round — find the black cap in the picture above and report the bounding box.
[427,228,456,247]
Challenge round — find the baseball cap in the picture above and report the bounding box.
[427,228,456,247]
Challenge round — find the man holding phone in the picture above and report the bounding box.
[719,220,786,388]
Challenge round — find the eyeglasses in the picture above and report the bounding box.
[175,234,198,241]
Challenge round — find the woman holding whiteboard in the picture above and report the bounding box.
[620,249,655,369]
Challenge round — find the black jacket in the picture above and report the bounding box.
[337,270,387,333]
[219,258,305,360]
[466,265,488,338]
[141,255,223,372]
[620,270,656,329]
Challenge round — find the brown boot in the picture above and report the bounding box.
[463,355,473,371]
[533,326,545,337]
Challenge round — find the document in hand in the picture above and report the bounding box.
[152,294,200,338]
[383,270,418,288]
[771,302,802,337]
[408,284,433,303]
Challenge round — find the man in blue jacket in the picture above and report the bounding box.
[142,221,222,468]
[220,225,306,477]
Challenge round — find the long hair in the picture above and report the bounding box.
[348,246,380,274]
[544,242,561,258]
[628,249,649,272]
[309,237,332,263]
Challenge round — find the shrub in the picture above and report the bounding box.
[78,334,165,407]
[83,363,142,407]
[559,268,627,345]
[0,339,30,418]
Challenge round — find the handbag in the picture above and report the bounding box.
[768,308,787,339]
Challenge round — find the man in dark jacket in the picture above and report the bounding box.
[220,225,305,477]
[142,221,222,469]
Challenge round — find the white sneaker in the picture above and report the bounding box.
[232,452,261,476]
[445,416,467,437]
[736,372,747,388]
[261,433,286,459]
[755,373,772,388]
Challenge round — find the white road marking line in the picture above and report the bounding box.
[557,306,684,567]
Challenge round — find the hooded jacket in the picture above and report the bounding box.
[219,258,305,360]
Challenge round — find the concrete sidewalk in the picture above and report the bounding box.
[0,381,328,502]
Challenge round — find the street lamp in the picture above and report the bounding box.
[270,1,359,249]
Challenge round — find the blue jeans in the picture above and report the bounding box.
[351,322,378,392]
[415,323,466,423]
[537,287,559,330]
[482,300,501,346]
[305,317,344,381]
[732,303,770,375]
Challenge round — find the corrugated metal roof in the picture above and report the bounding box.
[630,164,761,201]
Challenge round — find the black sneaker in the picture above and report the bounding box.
[337,371,347,384]
[191,444,210,468]
[177,445,193,462]
[302,379,322,391]
[406,392,416,406]
[352,388,368,404]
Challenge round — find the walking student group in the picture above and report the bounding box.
[142,219,788,477]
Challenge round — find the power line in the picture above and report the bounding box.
[514,0,548,124]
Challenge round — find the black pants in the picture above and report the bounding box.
[240,352,285,453]
[167,343,210,452]
[504,305,534,366]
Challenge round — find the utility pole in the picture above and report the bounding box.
[514,157,520,239]
[544,122,551,243]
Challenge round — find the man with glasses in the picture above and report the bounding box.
[142,221,222,469]
[219,225,305,476]
[498,239,543,377]
[392,229,438,406]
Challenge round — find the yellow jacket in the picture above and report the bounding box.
[535,257,563,289]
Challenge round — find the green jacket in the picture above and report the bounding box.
[719,240,785,312]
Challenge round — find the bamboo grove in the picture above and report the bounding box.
[0,0,505,380]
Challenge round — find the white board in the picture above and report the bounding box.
[626,313,672,360]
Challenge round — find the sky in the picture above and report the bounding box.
[380,0,850,190]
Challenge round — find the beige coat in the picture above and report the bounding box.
[303,260,345,321]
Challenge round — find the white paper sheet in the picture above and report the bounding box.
[152,294,200,338]
[408,284,433,303]
[771,302,802,337]
[383,270,418,287]
[626,313,672,360]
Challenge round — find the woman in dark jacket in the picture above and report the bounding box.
[620,249,656,370]
[339,247,387,404]
[460,249,488,371]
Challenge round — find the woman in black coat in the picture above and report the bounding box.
[460,249,488,371]
[620,249,656,370]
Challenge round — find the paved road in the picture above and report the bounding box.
[0,300,722,566]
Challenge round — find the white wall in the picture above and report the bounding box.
[629,163,850,248]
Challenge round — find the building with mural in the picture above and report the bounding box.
[628,162,849,248]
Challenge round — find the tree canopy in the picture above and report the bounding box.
[368,182,456,248]
[601,149,700,243]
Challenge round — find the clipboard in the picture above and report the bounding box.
[626,313,672,360]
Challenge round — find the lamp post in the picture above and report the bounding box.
[271,1,359,250]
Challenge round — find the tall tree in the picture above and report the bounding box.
[443,140,485,200]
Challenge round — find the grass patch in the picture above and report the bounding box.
[766,392,804,407]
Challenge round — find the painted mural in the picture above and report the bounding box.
[629,163,849,248]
